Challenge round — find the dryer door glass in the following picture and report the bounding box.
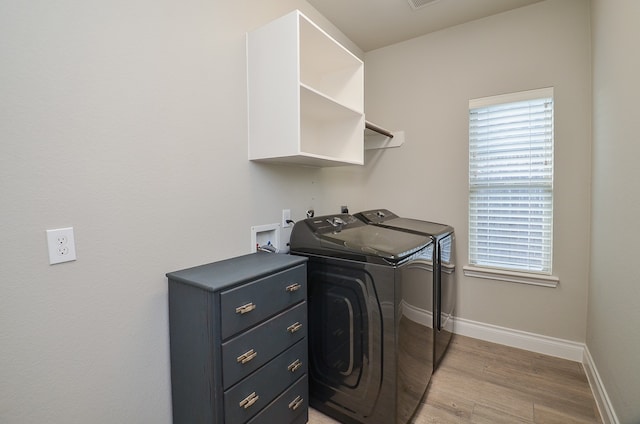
[307,262,382,418]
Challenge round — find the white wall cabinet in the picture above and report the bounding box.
[248,10,364,166]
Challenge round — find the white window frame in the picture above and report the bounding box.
[463,87,559,288]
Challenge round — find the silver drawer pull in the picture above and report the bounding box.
[287,359,302,373]
[237,349,257,364]
[239,392,259,409]
[288,396,303,411]
[287,322,303,333]
[285,283,301,292]
[235,303,256,315]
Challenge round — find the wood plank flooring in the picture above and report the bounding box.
[308,334,602,424]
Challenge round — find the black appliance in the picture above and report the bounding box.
[289,214,436,424]
[354,209,456,370]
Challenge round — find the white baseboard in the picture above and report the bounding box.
[583,346,620,424]
[400,301,454,332]
[402,305,583,361]
[452,316,585,362]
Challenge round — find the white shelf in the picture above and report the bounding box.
[247,10,364,166]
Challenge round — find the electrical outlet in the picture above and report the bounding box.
[46,227,77,264]
[282,209,292,228]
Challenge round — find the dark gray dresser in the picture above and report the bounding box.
[167,252,309,424]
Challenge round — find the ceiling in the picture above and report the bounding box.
[307,0,545,52]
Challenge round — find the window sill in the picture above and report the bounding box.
[463,265,559,288]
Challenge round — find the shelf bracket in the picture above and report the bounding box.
[364,120,405,150]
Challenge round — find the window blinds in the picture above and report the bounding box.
[469,88,554,274]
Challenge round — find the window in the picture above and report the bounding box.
[467,88,555,283]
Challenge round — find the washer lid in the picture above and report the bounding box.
[323,225,430,260]
[289,214,431,263]
[379,217,453,238]
[356,209,453,238]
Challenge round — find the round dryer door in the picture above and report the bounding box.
[307,262,383,419]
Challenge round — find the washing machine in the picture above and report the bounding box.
[354,209,456,370]
[289,214,436,424]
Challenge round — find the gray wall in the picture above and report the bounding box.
[589,1,640,423]
[0,1,355,422]
[356,0,592,342]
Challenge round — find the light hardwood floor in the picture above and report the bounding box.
[308,334,602,424]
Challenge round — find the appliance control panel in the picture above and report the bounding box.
[303,214,364,234]
[356,209,399,224]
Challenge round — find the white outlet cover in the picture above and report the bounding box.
[282,209,291,228]
[46,227,77,264]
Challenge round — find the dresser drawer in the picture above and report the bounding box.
[246,375,308,424]
[220,264,306,339]
[224,339,307,423]
[222,302,306,389]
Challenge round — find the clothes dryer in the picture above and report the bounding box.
[289,214,435,424]
[354,209,456,370]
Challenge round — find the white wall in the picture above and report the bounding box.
[0,1,356,423]
[348,0,592,341]
[589,1,640,422]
